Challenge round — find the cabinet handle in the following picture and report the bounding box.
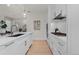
[25,41,27,46]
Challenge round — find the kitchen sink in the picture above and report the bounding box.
[8,34,24,37]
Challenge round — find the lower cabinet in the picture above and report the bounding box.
[0,40,25,55]
[0,35,32,55]
[48,34,66,55]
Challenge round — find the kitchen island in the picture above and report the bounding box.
[0,32,32,55]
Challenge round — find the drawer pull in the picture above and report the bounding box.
[25,41,27,46]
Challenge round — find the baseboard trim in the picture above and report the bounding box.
[25,44,32,55]
[47,42,53,55]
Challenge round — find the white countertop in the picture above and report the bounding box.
[0,32,32,46]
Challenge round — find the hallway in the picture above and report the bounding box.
[27,40,52,55]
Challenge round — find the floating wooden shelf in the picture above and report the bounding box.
[54,16,66,20]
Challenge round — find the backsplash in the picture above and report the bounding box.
[51,21,67,33]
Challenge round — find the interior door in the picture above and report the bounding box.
[46,23,48,38]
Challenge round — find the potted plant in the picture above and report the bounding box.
[0,20,7,34]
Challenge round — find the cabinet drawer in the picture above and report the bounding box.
[53,42,66,54]
[53,39,66,55]
[53,38,65,47]
[56,48,63,55]
[53,45,63,55]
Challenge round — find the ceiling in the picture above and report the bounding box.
[0,4,48,19]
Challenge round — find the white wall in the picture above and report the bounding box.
[55,4,67,16]
[51,21,67,33]
[67,5,79,54]
[25,12,48,40]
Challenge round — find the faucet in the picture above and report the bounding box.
[55,28,59,33]
[11,25,17,35]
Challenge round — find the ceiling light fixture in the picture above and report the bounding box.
[23,10,26,18]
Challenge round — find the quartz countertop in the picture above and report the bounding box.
[0,32,32,46]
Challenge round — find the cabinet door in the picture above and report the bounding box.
[24,36,32,52]
[14,40,26,55]
[48,34,54,53]
[0,40,26,55]
[53,37,66,55]
[0,34,32,55]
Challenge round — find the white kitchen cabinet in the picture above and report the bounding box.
[23,35,32,53]
[0,40,25,55]
[0,33,32,55]
[48,35,53,52]
[53,37,66,55]
[48,34,67,55]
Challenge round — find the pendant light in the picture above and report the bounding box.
[23,10,26,18]
[23,5,26,18]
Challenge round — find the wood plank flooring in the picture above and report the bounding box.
[27,40,52,55]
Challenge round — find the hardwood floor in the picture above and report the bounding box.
[27,40,52,55]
